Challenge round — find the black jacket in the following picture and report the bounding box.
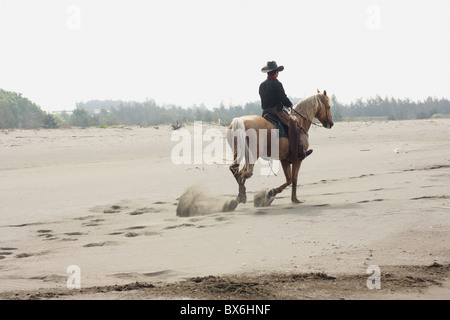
[259,78,292,111]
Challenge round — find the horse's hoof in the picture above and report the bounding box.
[223,199,238,212]
[268,189,277,198]
[254,189,275,207]
[292,197,304,204]
[237,195,247,204]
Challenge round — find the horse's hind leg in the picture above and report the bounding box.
[240,163,255,180]
[229,149,250,204]
[229,161,240,184]
[229,159,244,202]
[236,163,255,203]
[236,177,246,204]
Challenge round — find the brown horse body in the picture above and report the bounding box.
[227,90,334,205]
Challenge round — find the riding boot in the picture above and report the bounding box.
[299,149,313,161]
[294,125,313,161]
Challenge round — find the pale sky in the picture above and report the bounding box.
[1,0,449,111]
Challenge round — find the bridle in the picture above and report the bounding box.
[290,98,330,128]
[318,99,332,127]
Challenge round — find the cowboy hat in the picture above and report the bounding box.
[261,61,284,73]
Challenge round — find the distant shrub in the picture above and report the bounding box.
[171,121,183,130]
[43,113,59,129]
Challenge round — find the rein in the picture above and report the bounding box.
[290,107,311,123]
[290,95,332,129]
[290,104,321,128]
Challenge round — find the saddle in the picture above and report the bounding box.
[262,110,288,138]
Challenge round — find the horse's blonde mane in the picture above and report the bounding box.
[292,93,331,122]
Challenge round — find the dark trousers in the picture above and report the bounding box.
[268,108,305,163]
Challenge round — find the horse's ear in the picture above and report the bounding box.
[317,89,321,94]
[323,90,327,97]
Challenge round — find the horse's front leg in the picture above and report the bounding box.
[268,160,292,198]
[291,160,303,203]
[237,179,247,203]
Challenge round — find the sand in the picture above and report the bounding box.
[0,119,449,300]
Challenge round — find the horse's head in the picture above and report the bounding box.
[315,89,334,129]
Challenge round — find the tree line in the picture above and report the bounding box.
[1,88,449,129]
[0,89,57,129]
[331,95,450,121]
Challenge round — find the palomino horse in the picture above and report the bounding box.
[226,90,334,205]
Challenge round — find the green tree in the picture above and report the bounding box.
[43,112,59,128]
[60,111,70,122]
[0,89,45,128]
[0,99,16,128]
[330,94,343,122]
[70,108,90,127]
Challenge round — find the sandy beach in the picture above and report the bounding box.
[0,119,449,300]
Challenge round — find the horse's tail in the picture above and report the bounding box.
[227,117,248,165]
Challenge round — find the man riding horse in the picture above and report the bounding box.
[227,61,333,205]
[259,61,313,163]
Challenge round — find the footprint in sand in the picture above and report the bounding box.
[214,216,231,222]
[410,195,447,200]
[37,229,52,233]
[111,270,171,280]
[15,251,50,258]
[83,241,116,247]
[64,232,85,236]
[164,223,195,230]
[0,252,13,257]
[29,274,67,283]
[82,219,105,227]
[128,207,161,215]
[0,247,18,260]
[254,209,267,215]
[108,231,123,235]
[125,232,140,237]
[73,215,95,221]
[143,231,160,236]
[357,199,384,204]
[104,205,125,214]
[126,226,146,230]
[8,222,43,228]
[15,253,35,258]
[37,229,58,241]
